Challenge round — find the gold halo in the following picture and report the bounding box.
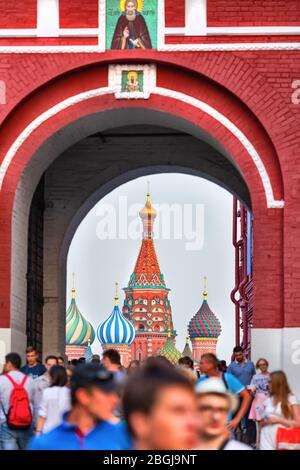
[127,70,139,80]
[120,0,143,12]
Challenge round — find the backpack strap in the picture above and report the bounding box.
[5,374,17,387]
[5,373,27,388]
[20,376,28,387]
[221,372,229,390]
[218,438,230,450]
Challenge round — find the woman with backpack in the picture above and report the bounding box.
[35,365,71,435]
[260,371,300,450]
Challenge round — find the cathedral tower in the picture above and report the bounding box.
[122,188,176,361]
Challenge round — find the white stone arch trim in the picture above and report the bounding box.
[0,86,284,209]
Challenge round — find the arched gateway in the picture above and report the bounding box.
[0,1,299,393]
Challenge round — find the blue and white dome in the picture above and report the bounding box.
[98,284,135,345]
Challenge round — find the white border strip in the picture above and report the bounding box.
[0,43,300,53]
[98,0,106,51]
[207,26,300,36]
[0,0,299,52]
[165,26,300,36]
[1,26,299,38]
[158,42,300,52]
[0,86,284,209]
[0,29,37,37]
[59,29,99,37]
[0,43,299,53]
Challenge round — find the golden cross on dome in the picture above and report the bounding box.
[71,272,76,299]
[147,180,150,196]
[186,328,190,343]
[203,275,207,301]
[114,282,119,306]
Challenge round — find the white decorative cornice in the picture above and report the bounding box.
[0,0,299,52]
[158,42,300,52]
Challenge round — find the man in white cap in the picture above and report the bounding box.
[195,378,252,450]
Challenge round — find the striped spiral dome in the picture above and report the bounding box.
[188,296,221,339]
[66,294,95,346]
[98,303,135,345]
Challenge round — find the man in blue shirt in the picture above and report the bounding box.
[21,346,46,379]
[197,353,251,432]
[227,346,256,387]
[27,364,131,450]
[227,346,256,446]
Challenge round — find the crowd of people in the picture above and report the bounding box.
[0,345,299,451]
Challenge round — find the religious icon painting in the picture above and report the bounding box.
[121,70,144,93]
[106,0,158,50]
[108,64,156,99]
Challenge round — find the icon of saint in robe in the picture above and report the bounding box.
[125,71,141,92]
[111,0,152,50]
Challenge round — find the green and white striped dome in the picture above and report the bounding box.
[66,285,95,346]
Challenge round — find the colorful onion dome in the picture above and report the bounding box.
[188,277,221,339]
[182,334,192,358]
[66,276,95,346]
[159,331,182,365]
[98,283,135,345]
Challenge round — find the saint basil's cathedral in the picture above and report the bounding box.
[65,190,222,366]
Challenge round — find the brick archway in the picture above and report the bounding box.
[0,61,286,384]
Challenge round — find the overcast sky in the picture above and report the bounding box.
[67,173,235,362]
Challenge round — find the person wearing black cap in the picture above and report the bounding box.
[27,364,132,450]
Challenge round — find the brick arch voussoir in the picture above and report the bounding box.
[1,50,291,158]
[0,94,271,220]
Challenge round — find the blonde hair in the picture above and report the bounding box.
[256,357,269,369]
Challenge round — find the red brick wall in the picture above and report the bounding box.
[0,48,299,332]
[207,0,300,26]
[59,0,98,28]
[0,0,37,28]
[165,0,185,27]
